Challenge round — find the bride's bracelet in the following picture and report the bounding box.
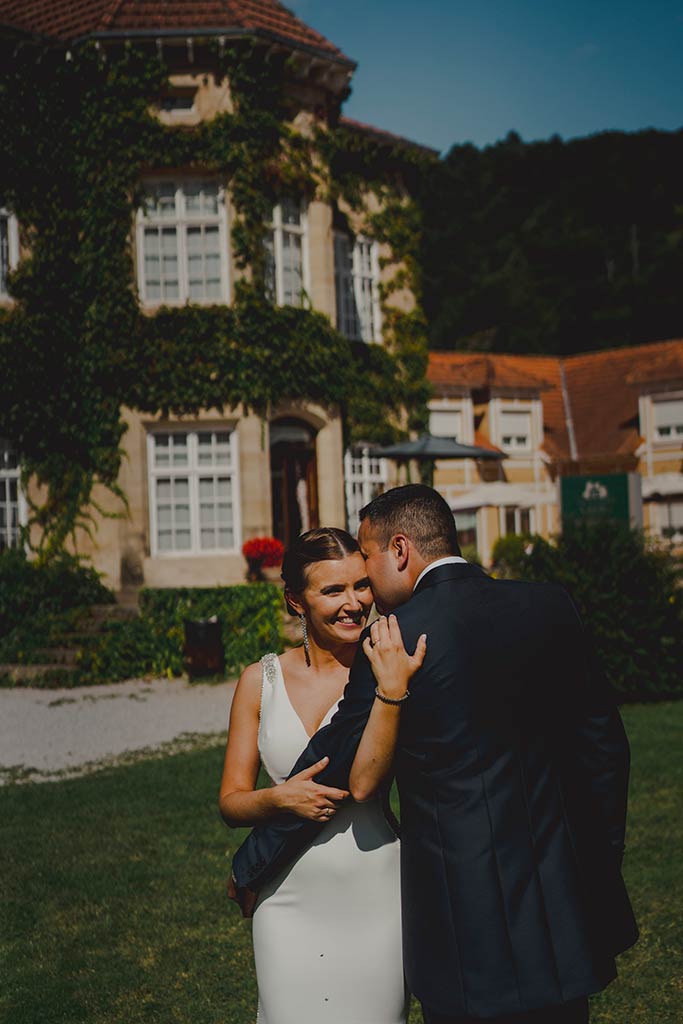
[374,686,410,706]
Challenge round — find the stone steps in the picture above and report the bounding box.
[89,603,139,621]
[0,663,78,687]
[33,647,81,666]
[0,601,140,689]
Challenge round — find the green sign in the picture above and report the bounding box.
[560,473,642,526]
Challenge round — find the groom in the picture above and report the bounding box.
[231,484,637,1023]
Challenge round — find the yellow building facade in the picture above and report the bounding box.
[429,343,683,565]
[0,1,422,589]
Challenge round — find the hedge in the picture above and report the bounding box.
[76,584,284,685]
[491,521,683,701]
[0,548,113,638]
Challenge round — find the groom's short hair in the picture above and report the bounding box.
[359,484,461,559]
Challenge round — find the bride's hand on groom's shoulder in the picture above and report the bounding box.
[363,614,427,702]
[275,756,350,822]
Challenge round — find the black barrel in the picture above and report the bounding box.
[183,618,224,681]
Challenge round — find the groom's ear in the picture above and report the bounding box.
[391,533,410,570]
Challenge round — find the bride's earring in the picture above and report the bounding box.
[299,613,311,667]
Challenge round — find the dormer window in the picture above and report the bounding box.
[653,397,683,441]
[500,409,531,452]
[334,232,380,342]
[430,408,462,441]
[0,207,19,300]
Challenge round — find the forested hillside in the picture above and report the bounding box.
[420,129,683,355]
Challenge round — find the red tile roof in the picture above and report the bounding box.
[429,351,569,459]
[0,0,113,41]
[0,0,354,64]
[339,116,439,157]
[429,352,555,392]
[473,430,503,454]
[564,340,683,458]
[625,345,683,387]
[428,339,683,461]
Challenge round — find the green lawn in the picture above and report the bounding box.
[1,702,681,1024]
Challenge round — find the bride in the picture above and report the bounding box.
[219,526,424,1024]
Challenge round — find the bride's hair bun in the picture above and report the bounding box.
[281,527,360,615]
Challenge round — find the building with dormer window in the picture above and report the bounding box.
[429,340,683,563]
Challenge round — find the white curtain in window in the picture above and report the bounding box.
[500,410,531,448]
[149,430,237,554]
[430,409,462,440]
[654,399,683,435]
[139,182,226,304]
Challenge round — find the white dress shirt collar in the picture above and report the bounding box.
[413,555,468,592]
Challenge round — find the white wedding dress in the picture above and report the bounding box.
[252,653,407,1024]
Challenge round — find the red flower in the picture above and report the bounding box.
[242,536,285,567]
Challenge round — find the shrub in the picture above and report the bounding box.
[460,543,483,567]
[0,548,113,638]
[138,584,284,679]
[76,615,165,685]
[0,606,87,664]
[0,575,283,686]
[77,584,284,684]
[493,521,683,701]
[490,533,541,577]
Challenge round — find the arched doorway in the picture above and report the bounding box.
[270,418,319,546]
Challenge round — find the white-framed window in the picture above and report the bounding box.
[334,232,380,342]
[265,198,308,307]
[430,408,462,441]
[344,447,388,535]
[147,428,241,556]
[159,88,197,115]
[653,398,683,442]
[0,441,23,550]
[659,499,683,541]
[500,409,532,452]
[455,509,478,551]
[500,505,533,536]
[136,180,229,305]
[0,207,19,300]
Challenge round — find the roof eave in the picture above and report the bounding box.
[79,24,356,75]
[0,22,55,44]
[339,117,439,158]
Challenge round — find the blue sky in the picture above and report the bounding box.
[289,0,683,153]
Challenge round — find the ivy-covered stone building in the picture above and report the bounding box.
[0,0,434,589]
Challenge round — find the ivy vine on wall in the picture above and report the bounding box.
[0,39,432,558]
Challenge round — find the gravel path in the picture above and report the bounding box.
[0,677,236,784]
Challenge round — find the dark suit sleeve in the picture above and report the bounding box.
[561,596,631,862]
[231,632,378,892]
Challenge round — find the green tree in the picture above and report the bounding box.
[492,521,683,700]
[421,129,683,354]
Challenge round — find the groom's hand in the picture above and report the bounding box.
[228,872,259,919]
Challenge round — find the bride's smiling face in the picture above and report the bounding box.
[290,553,373,648]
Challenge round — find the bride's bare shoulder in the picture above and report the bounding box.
[233,659,264,703]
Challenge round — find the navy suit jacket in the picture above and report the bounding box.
[232,563,638,1017]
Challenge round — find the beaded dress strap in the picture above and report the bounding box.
[258,653,279,725]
